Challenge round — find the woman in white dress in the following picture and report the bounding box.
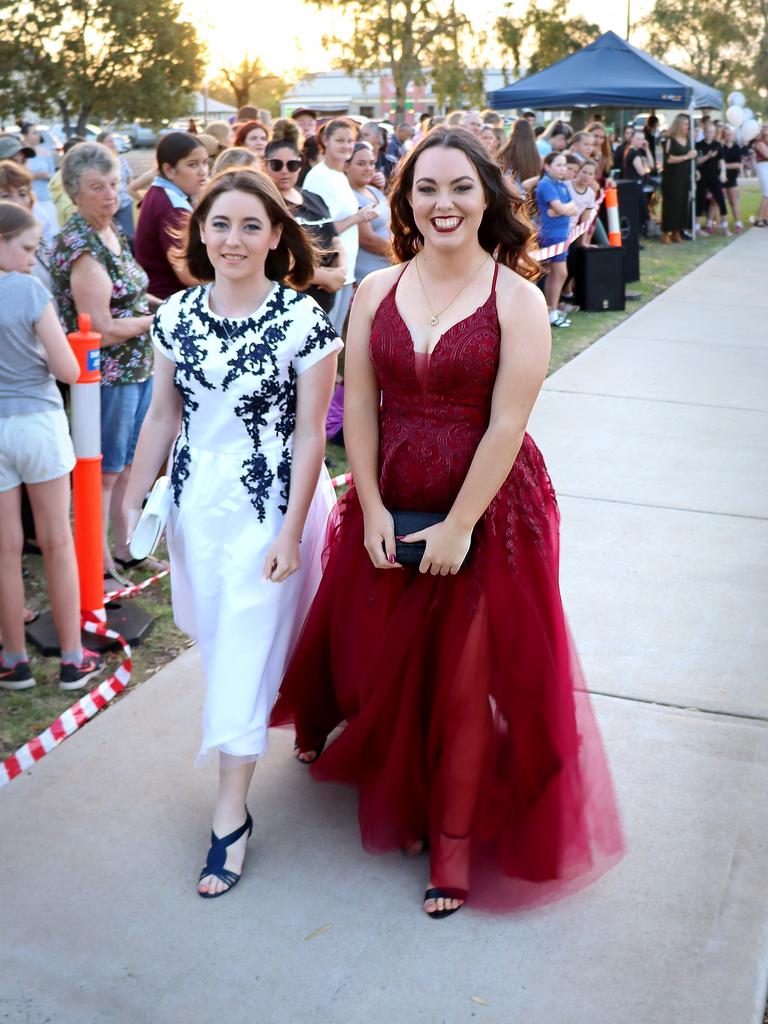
[124,169,342,897]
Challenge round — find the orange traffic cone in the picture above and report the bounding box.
[605,182,622,247]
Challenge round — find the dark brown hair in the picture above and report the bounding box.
[181,169,317,288]
[497,118,541,182]
[233,120,269,149]
[0,199,38,239]
[387,126,539,279]
[156,132,206,175]
[317,118,358,154]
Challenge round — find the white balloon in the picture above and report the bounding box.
[742,107,753,121]
[727,91,746,107]
[726,105,744,127]
[741,118,760,144]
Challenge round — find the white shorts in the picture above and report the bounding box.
[757,161,768,199]
[0,408,76,492]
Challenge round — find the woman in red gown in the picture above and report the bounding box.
[272,127,624,917]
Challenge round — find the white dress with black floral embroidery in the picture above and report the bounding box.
[152,282,343,760]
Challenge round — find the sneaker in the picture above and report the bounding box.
[0,659,35,691]
[59,649,105,691]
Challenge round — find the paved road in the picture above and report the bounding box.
[1,230,767,1024]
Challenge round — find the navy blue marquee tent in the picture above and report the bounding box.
[487,31,722,111]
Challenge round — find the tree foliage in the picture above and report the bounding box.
[640,0,767,105]
[496,2,600,78]
[0,0,204,133]
[208,56,291,114]
[430,3,487,111]
[311,0,475,117]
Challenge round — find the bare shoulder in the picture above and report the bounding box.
[352,262,405,318]
[495,264,548,325]
[495,263,546,308]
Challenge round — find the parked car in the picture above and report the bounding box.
[124,123,157,148]
[109,132,132,153]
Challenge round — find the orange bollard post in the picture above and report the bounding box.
[68,313,104,618]
[605,182,622,247]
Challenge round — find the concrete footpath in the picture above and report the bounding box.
[2,231,767,1024]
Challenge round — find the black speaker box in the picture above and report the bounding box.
[573,246,625,312]
[615,178,642,283]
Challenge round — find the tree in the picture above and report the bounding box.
[639,0,752,88]
[209,56,290,114]
[311,0,466,118]
[496,2,600,78]
[430,3,488,112]
[0,0,204,134]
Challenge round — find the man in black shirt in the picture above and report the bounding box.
[695,122,728,234]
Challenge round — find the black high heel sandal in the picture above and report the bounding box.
[294,739,326,764]
[423,887,467,919]
[198,809,253,899]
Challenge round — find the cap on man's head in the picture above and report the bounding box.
[0,135,35,160]
[292,108,317,120]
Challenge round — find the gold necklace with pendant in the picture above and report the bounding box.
[414,252,491,327]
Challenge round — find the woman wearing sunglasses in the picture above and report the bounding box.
[263,123,346,315]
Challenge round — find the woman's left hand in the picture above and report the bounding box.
[371,170,386,189]
[123,505,142,548]
[263,532,301,583]
[399,519,473,576]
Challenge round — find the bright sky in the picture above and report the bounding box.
[184,0,654,80]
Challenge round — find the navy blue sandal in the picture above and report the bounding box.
[198,809,253,899]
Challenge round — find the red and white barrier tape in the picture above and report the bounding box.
[1,487,351,788]
[531,189,605,262]
[0,612,132,788]
[104,568,170,603]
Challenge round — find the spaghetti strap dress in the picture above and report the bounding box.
[271,262,624,910]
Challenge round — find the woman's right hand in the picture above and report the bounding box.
[357,207,378,225]
[362,504,401,569]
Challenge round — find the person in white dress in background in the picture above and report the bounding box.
[124,169,342,898]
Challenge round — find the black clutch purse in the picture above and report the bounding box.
[391,510,470,568]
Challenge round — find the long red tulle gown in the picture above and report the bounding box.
[271,263,624,910]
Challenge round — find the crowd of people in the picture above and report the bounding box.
[0,96,764,916]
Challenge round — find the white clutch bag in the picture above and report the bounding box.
[129,476,173,561]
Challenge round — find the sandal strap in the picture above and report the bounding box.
[424,886,468,901]
[199,866,240,886]
[203,810,252,876]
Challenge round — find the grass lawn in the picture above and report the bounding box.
[1,183,762,763]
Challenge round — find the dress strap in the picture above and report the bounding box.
[491,259,499,292]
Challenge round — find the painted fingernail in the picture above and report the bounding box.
[396,536,406,541]
[388,554,396,563]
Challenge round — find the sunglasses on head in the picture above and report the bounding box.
[268,158,301,172]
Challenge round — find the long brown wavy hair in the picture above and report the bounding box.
[388,126,540,279]
[497,118,542,182]
[180,169,316,288]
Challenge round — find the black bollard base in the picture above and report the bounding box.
[26,600,155,656]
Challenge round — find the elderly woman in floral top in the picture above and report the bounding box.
[51,142,159,585]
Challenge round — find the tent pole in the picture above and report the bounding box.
[689,103,696,242]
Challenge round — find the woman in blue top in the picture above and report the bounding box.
[534,152,577,329]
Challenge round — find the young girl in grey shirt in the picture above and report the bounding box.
[0,201,104,692]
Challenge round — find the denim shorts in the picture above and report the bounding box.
[101,379,153,473]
